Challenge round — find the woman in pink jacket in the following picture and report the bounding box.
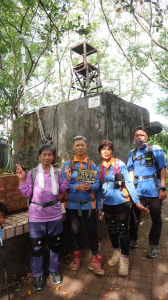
[16,143,71,291]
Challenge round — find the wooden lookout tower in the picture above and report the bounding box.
[70,41,102,96]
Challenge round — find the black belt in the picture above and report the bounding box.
[31,200,59,211]
[135,174,158,188]
[65,198,95,218]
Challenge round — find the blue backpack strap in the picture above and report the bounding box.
[132,148,137,165]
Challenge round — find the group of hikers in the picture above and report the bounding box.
[16,125,167,291]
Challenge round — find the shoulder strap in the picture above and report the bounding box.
[29,168,36,206]
[132,148,137,165]
[88,159,93,170]
[31,168,36,190]
[114,159,120,175]
[148,144,153,151]
[69,158,75,172]
[99,163,105,183]
[54,167,59,179]
[69,158,73,170]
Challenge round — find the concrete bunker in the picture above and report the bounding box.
[12,92,152,168]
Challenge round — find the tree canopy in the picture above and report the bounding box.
[0,0,83,126]
[1,0,168,134]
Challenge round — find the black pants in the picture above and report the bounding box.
[103,202,131,255]
[66,208,99,255]
[129,196,162,245]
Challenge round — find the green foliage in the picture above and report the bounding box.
[148,127,168,153]
[148,127,168,186]
[0,0,83,123]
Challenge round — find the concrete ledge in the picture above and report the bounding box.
[1,204,68,241]
[0,205,108,288]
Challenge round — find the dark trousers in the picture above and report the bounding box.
[129,196,162,245]
[66,208,99,255]
[103,202,131,256]
[28,219,63,277]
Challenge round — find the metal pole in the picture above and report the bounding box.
[0,228,10,300]
[110,79,121,98]
[21,43,28,112]
[119,79,121,98]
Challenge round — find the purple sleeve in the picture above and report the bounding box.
[18,170,33,198]
[58,171,70,194]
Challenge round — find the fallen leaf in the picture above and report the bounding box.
[47,277,49,281]
[115,288,120,290]
[62,291,67,295]
[74,290,77,294]
[122,286,125,288]
[15,289,20,292]
[83,287,88,289]
[159,296,163,299]
[143,250,147,252]
[72,271,76,274]
[56,286,60,291]
[106,278,110,280]
[116,7,121,12]
[131,288,135,293]
[27,290,31,295]
[62,274,66,277]
[107,258,110,261]
[107,288,112,291]
[123,292,126,295]
[104,295,108,299]
[141,257,146,259]
[158,250,162,253]
[106,269,108,271]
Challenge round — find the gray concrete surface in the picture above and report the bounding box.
[13,92,149,168]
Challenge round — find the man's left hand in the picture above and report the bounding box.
[83,183,91,192]
[159,189,167,201]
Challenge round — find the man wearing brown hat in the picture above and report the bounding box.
[127,126,167,258]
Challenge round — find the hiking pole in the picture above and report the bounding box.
[0,227,10,300]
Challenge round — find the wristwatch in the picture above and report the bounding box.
[160,187,166,191]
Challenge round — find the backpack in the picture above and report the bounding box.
[68,157,93,172]
[132,144,160,179]
[28,167,59,207]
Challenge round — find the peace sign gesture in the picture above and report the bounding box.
[16,164,26,183]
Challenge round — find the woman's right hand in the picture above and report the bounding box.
[136,202,150,214]
[16,164,26,183]
[98,209,104,221]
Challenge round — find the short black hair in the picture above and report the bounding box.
[73,136,87,145]
[134,126,147,134]
[98,140,114,153]
[39,143,56,156]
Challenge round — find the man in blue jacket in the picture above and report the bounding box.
[62,136,104,275]
[127,126,167,258]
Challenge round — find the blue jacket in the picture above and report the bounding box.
[62,158,100,210]
[96,160,140,209]
[127,145,167,197]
